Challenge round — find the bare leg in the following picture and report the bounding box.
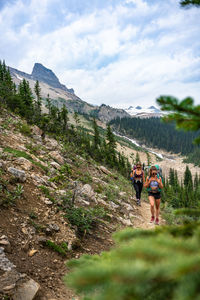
[149,196,155,217]
[155,199,161,218]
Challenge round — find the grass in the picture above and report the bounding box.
[3,147,48,172]
[45,240,68,256]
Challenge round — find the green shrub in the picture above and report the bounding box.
[65,205,107,236]
[18,122,32,136]
[66,212,200,300]
[46,240,67,256]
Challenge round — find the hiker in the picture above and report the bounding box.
[130,162,145,206]
[144,166,163,225]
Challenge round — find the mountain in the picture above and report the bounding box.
[31,63,75,94]
[9,63,129,122]
[125,105,164,118]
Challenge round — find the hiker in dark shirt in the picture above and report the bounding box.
[130,162,145,206]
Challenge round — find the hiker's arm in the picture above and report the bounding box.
[142,172,145,185]
[158,177,163,189]
[144,176,150,188]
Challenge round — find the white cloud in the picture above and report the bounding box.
[0,0,199,107]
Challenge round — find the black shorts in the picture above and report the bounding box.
[148,192,161,200]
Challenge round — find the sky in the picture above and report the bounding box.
[0,0,199,108]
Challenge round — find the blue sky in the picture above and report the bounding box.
[0,0,199,107]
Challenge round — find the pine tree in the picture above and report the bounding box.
[92,118,101,150]
[184,165,193,189]
[135,152,141,164]
[34,80,42,118]
[106,124,116,165]
[180,0,200,7]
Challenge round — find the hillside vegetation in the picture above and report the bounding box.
[110,117,200,166]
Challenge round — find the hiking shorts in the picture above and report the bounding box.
[148,192,161,200]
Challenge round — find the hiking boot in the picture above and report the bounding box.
[136,199,141,206]
[155,218,159,225]
[150,216,155,223]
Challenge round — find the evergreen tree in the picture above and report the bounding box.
[34,80,42,118]
[106,124,116,165]
[60,104,69,132]
[92,118,101,150]
[180,0,200,7]
[74,112,80,126]
[184,165,193,189]
[18,79,34,120]
[135,152,141,164]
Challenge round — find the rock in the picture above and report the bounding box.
[56,189,66,196]
[45,139,59,150]
[110,201,120,210]
[37,236,47,246]
[7,167,26,182]
[13,278,40,300]
[49,182,57,189]
[81,184,95,199]
[31,174,48,185]
[50,151,64,165]
[50,161,61,169]
[0,247,15,271]
[32,125,42,136]
[122,202,134,211]
[45,224,60,235]
[118,217,133,226]
[0,236,11,253]
[119,191,126,197]
[0,160,6,169]
[15,157,32,171]
[44,200,53,206]
[28,249,38,257]
[99,166,111,175]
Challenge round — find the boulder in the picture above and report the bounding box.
[8,167,26,182]
[45,139,59,150]
[50,151,64,165]
[0,236,11,253]
[32,125,42,136]
[13,278,40,300]
[99,166,111,175]
[118,217,133,226]
[50,161,61,169]
[15,157,32,171]
[81,184,95,200]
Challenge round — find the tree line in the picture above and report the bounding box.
[0,60,131,177]
[110,116,200,165]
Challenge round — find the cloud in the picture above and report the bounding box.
[0,0,199,107]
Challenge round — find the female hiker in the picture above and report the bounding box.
[144,166,163,225]
[130,162,145,206]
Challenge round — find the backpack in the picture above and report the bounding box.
[147,165,163,192]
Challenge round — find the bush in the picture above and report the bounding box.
[64,204,107,236]
[65,214,200,300]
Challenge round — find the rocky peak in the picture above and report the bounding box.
[31,63,74,94]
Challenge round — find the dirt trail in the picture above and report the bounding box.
[131,198,165,229]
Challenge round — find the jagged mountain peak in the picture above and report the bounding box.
[31,63,74,94]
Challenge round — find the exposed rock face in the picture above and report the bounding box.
[32,63,74,94]
[7,167,26,182]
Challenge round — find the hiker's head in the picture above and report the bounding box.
[150,166,157,177]
[136,162,141,170]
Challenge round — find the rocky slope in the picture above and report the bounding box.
[0,108,144,300]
